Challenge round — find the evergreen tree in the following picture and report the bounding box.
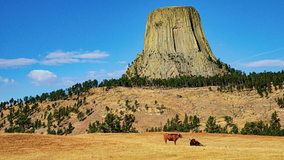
[269,111,281,136]
[87,121,100,133]
[14,113,32,133]
[230,124,239,134]
[77,112,85,121]
[204,116,222,133]
[224,116,233,126]
[67,122,73,134]
[241,122,258,135]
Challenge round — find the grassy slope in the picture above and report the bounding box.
[1,85,284,134]
[0,133,284,159]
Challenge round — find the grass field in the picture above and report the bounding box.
[1,133,284,160]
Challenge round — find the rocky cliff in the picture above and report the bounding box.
[126,6,224,79]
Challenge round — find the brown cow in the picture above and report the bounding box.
[189,139,203,146]
[163,133,182,145]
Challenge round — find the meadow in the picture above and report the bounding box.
[1,132,284,159]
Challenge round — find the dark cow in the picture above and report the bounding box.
[189,139,203,146]
[163,133,182,145]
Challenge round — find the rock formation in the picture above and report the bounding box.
[126,6,224,79]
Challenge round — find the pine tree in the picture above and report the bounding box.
[230,124,239,134]
[204,116,222,133]
[269,111,281,136]
[224,116,233,126]
[67,122,73,134]
[77,112,85,121]
[15,113,31,133]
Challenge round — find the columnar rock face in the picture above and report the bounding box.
[126,6,223,79]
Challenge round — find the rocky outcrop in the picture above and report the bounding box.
[126,6,224,79]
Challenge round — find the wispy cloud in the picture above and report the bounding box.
[87,69,125,79]
[0,58,38,68]
[41,57,80,65]
[116,61,127,64]
[56,69,126,86]
[107,70,126,78]
[27,70,57,86]
[0,50,109,68]
[240,60,284,67]
[73,50,109,59]
[60,78,75,86]
[231,47,284,65]
[0,76,16,85]
[81,60,107,63]
[41,50,109,65]
[0,76,9,84]
[87,69,107,79]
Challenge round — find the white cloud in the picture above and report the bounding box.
[116,61,127,64]
[0,58,38,68]
[100,69,107,73]
[27,70,57,86]
[88,69,107,79]
[107,70,126,78]
[88,71,97,78]
[0,76,9,84]
[62,79,75,86]
[41,50,109,65]
[0,50,108,68]
[240,60,284,67]
[73,50,109,59]
[81,60,107,63]
[45,51,74,59]
[41,57,80,65]
[0,76,16,84]
[58,77,84,86]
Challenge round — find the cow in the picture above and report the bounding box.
[163,133,182,145]
[189,139,203,146]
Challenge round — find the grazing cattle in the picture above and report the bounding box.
[189,139,203,146]
[163,133,182,145]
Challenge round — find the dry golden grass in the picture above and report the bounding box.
[81,86,284,133]
[1,132,284,160]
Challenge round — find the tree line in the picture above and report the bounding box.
[147,111,284,136]
[87,113,138,133]
[0,79,98,111]
[98,70,284,98]
[1,68,284,112]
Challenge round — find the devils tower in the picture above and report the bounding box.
[125,6,224,79]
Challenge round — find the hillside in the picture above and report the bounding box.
[1,85,284,135]
[1,132,284,159]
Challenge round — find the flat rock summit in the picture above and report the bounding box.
[126,6,224,79]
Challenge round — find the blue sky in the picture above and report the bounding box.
[1,0,284,102]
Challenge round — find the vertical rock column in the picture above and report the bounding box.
[126,6,222,79]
